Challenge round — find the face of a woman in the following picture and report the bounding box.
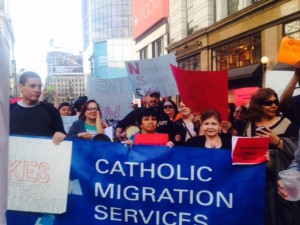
[84,102,99,120]
[261,95,279,119]
[59,106,72,116]
[140,116,158,133]
[179,102,191,117]
[233,106,245,120]
[163,102,175,116]
[202,116,221,137]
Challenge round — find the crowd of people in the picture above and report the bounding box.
[9,62,300,225]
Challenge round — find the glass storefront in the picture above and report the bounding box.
[178,54,200,70]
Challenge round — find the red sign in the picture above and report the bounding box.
[171,64,229,121]
[134,133,169,146]
[132,0,169,40]
[233,87,259,106]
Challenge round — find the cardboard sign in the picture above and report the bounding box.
[8,136,72,214]
[233,87,259,106]
[171,64,229,120]
[277,37,300,65]
[125,54,179,98]
[134,133,169,145]
[231,136,269,165]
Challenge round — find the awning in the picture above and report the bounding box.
[272,62,294,71]
[228,63,261,80]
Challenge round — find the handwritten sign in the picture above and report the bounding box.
[233,87,259,106]
[171,64,229,120]
[125,53,179,98]
[87,76,133,120]
[8,136,72,214]
[231,136,269,165]
[277,37,300,65]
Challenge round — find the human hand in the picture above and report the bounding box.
[221,121,232,133]
[123,140,134,149]
[53,132,66,145]
[78,132,93,140]
[277,179,289,200]
[175,134,181,142]
[166,141,174,148]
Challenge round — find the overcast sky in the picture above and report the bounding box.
[9,0,83,82]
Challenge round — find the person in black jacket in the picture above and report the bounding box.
[115,87,173,141]
[10,71,66,145]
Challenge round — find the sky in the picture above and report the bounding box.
[9,0,83,82]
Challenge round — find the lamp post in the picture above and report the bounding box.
[261,56,269,87]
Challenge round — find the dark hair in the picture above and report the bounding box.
[19,71,41,85]
[137,108,159,125]
[247,88,280,122]
[235,105,247,114]
[163,100,179,114]
[78,99,101,120]
[201,109,222,123]
[73,96,88,113]
[58,102,72,111]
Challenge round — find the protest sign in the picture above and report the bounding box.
[171,64,229,120]
[134,133,169,145]
[8,136,72,214]
[277,37,300,65]
[61,116,78,133]
[232,136,269,165]
[233,87,259,106]
[7,140,265,225]
[87,76,133,120]
[125,54,179,98]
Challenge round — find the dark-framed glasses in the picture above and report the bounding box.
[86,107,99,111]
[262,100,279,106]
[163,105,174,109]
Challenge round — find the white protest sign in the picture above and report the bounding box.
[265,70,300,98]
[8,136,72,214]
[125,53,179,98]
[87,76,133,120]
[61,115,78,133]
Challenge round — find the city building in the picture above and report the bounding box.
[82,0,136,80]
[45,51,85,103]
[0,0,16,97]
[166,0,300,100]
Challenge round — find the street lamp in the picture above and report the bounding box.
[261,56,269,87]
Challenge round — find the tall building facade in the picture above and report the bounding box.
[82,0,136,79]
[0,0,16,97]
[45,51,85,103]
[166,0,300,96]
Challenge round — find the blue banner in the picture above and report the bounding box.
[7,140,265,225]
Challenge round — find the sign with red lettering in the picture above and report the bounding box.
[233,87,259,106]
[125,54,178,98]
[231,136,269,165]
[134,133,169,145]
[8,136,72,213]
[171,64,229,120]
[132,0,169,40]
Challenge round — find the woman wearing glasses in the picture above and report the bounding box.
[244,88,299,225]
[68,99,107,139]
[163,100,182,123]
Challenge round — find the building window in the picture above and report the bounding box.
[186,0,193,35]
[284,19,300,40]
[152,37,164,58]
[178,54,200,71]
[140,47,148,59]
[212,34,261,71]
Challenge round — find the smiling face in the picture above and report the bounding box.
[144,93,160,108]
[163,102,175,117]
[59,106,72,116]
[84,102,99,121]
[202,116,221,138]
[140,116,158,134]
[19,78,42,105]
[261,95,279,119]
[179,102,192,117]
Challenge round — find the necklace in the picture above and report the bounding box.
[206,136,220,148]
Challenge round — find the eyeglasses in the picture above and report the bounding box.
[163,105,174,109]
[86,107,99,111]
[234,110,243,114]
[262,100,279,106]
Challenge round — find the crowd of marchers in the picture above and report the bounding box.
[9,62,300,225]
